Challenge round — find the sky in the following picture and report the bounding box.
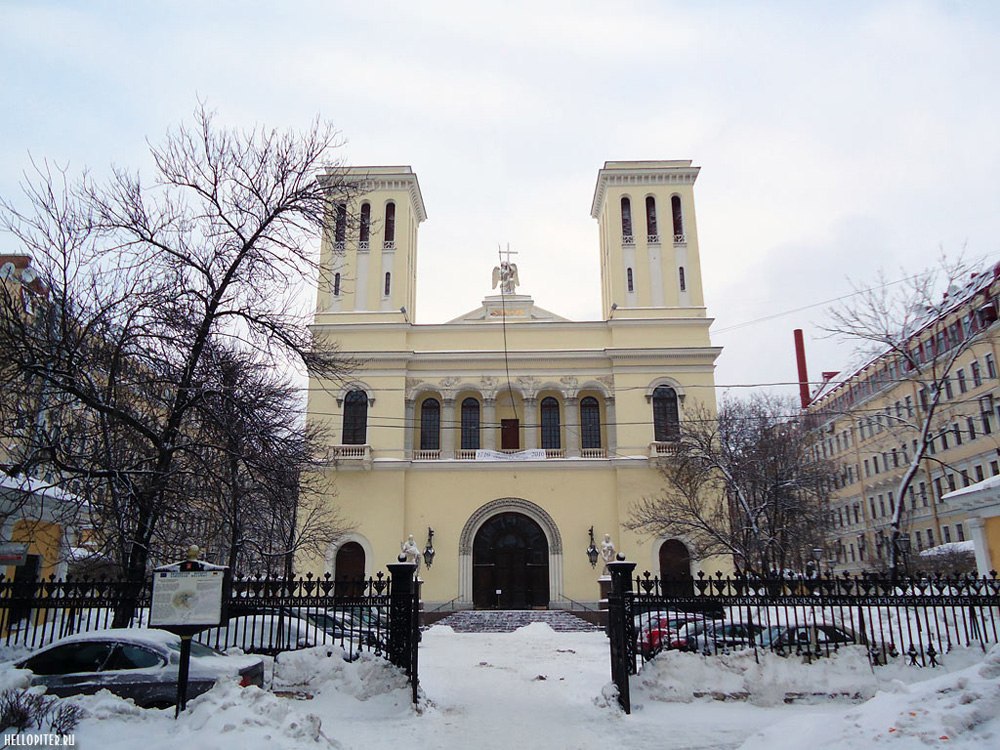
[2,0,999,402]
[2,624,998,749]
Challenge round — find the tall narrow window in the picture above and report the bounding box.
[540,397,561,450]
[334,203,347,244]
[678,267,686,291]
[384,272,391,297]
[359,203,371,244]
[627,267,634,292]
[645,196,658,239]
[384,202,396,245]
[652,385,680,441]
[580,397,601,449]
[620,197,633,238]
[343,390,368,444]
[671,195,684,240]
[333,272,341,296]
[420,398,440,451]
[461,398,481,450]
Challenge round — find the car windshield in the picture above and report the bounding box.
[757,626,785,647]
[166,640,221,658]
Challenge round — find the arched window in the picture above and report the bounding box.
[420,398,440,451]
[333,272,341,296]
[359,203,371,243]
[645,196,658,238]
[540,397,561,450]
[652,385,680,441]
[580,397,601,449]
[334,203,347,244]
[461,397,481,450]
[627,267,634,293]
[384,202,396,244]
[384,272,391,297]
[678,266,686,292]
[620,197,633,238]
[671,195,684,240]
[343,390,368,444]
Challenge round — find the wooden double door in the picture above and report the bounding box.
[472,512,549,609]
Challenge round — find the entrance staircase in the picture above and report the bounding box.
[431,609,602,633]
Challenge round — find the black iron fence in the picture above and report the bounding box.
[0,562,422,703]
[607,561,1000,714]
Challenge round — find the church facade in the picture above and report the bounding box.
[303,161,725,609]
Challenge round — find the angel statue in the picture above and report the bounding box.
[491,260,520,295]
[401,534,422,573]
[600,534,616,573]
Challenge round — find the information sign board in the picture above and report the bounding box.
[150,568,225,628]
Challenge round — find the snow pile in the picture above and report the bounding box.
[739,645,1000,749]
[635,646,880,705]
[272,645,410,701]
[62,679,336,750]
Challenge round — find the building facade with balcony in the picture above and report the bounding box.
[805,265,1000,575]
[303,162,724,609]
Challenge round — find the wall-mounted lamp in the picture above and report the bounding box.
[586,526,600,568]
[423,527,435,568]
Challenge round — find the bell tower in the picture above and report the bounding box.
[591,161,705,319]
[316,166,426,321]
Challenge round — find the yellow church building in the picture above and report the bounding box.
[304,161,725,610]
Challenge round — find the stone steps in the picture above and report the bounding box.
[431,609,602,633]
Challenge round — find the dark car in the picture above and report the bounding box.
[756,624,896,663]
[14,628,264,708]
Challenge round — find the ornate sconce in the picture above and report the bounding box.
[586,526,600,568]
[423,527,436,568]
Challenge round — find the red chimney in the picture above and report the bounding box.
[794,329,811,409]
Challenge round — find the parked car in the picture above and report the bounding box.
[13,628,264,708]
[199,614,326,655]
[675,622,762,654]
[756,624,896,663]
[637,612,724,658]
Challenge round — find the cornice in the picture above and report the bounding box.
[321,166,427,223]
[311,314,715,334]
[591,162,701,218]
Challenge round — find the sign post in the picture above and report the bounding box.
[150,545,228,717]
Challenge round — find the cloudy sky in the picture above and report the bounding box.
[2,0,999,401]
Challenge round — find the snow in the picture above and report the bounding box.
[1,621,998,749]
[919,540,975,557]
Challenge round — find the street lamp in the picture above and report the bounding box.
[894,534,911,575]
[586,526,600,568]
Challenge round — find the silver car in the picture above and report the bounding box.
[14,628,264,708]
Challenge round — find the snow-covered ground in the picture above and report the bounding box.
[3,623,999,749]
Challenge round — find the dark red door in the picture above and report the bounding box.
[473,513,548,609]
[501,419,520,449]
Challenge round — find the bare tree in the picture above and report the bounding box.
[0,104,352,620]
[630,395,835,575]
[820,256,999,579]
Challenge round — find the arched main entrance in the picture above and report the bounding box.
[659,538,693,597]
[473,512,549,609]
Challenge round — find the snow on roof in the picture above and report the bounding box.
[942,473,1000,502]
[0,472,83,504]
[918,540,975,558]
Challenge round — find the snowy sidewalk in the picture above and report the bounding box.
[330,623,829,750]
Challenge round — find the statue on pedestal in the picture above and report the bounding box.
[401,534,422,573]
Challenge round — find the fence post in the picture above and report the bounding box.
[607,557,637,714]
[387,558,419,702]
